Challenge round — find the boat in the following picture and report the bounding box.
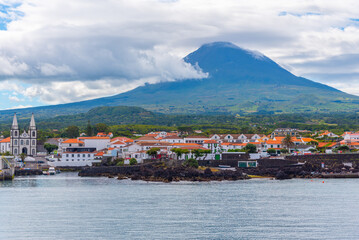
[42,170,49,175]
[49,167,56,175]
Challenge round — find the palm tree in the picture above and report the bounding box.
[282,135,294,150]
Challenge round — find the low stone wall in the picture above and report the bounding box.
[285,153,359,165]
[197,159,239,167]
[15,169,42,176]
[257,158,298,168]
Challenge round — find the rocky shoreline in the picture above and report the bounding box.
[78,161,359,182]
[79,162,249,182]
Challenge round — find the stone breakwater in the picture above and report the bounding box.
[79,163,249,182]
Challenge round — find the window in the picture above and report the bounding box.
[14,149,17,154]
[66,154,69,157]
[32,149,35,155]
[26,140,29,145]
[83,154,85,157]
[21,140,24,145]
[72,154,74,157]
[14,140,17,145]
[32,131,35,137]
[14,131,18,137]
[32,140,35,145]
[88,154,90,157]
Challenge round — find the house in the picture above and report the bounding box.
[60,139,84,153]
[318,131,339,138]
[78,137,110,150]
[221,142,246,152]
[96,132,113,138]
[342,132,359,142]
[53,147,99,167]
[263,139,282,153]
[160,135,184,143]
[184,135,210,144]
[0,137,11,154]
[271,128,298,138]
[134,136,159,143]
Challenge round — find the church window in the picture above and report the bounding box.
[32,140,35,145]
[21,140,24,145]
[15,131,18,137]
[32,149,35,155]
[14,149,17,155]
[32,131,35,137]
[14,140,17,145]
[26,140,29,145]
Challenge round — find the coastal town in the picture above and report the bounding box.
[1,113,359,180]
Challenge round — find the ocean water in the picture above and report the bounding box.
[0,173,359,240]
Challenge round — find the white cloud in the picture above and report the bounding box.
[0,0,359,105]
[8,95,20,102]
[6,104,32,109]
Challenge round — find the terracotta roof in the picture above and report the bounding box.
[79,137,110,140]
[301,138,317,143]
[0,137,10,143]
[111,140,126,145]
[135,136,157,141]
[62,139,84,144]
[318,142,337,148]
[111,137,134,143]
[204,140,218,144]
[266,140,282,144]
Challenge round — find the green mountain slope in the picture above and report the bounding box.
[1,41,359,122]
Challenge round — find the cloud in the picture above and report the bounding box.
[8,95,20,102]
[6,104,32,109]
[0,0,359,106]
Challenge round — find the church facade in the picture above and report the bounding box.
[10,113,37,156]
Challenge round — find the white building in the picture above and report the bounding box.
[0,137,11,154]
[78,137,110,150]
[52,149,99,167]
[184,136,210,144]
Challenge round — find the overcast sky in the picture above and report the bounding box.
[0,0,359,110]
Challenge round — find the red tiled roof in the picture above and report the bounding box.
[0,137,10,143]
[63,139,84,144]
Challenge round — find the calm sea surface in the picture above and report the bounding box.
[0,172,359,240]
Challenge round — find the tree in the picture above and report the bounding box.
[20,153,26,162]
[267,148,276,154]
[95,123,108,133]
[171,148,189,160]
[146,147,160,159]
[129,158,137,165]
[202,149,211,160]
[192,149,204,160]
[183,158,199,168]
[44,143,58,154]
[86,120,93,137]
[337,145,350,152]
[65,125,79,138]
[282,135,294,149]
[280,148,289,154]
[244,143,257,153]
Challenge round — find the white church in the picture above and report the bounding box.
[9,113,37,156]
